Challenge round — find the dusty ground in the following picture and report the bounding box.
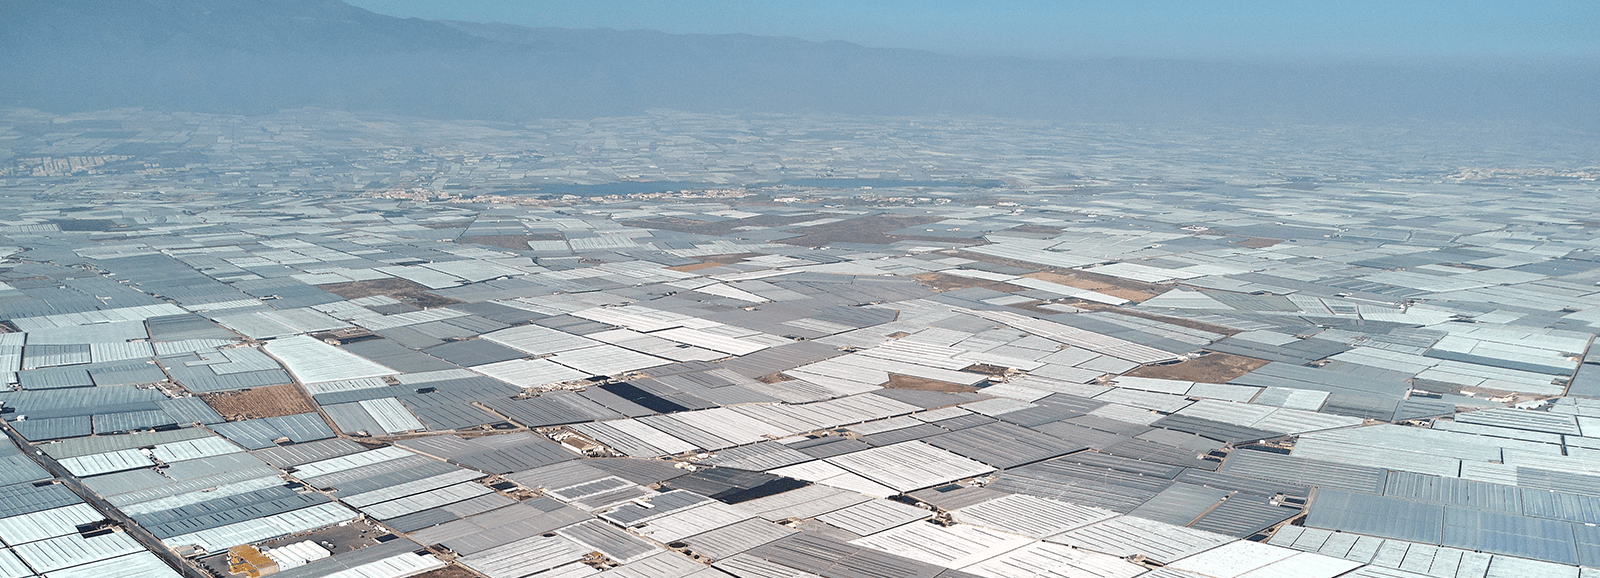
[665,252,766,272]
[1021,270,1161,303]
[413,566,479,578]
[203,384,318,420]
[884,373,981,393]
[1004,300,1072,315]
[1234,237,1283,248]
[1123,351,1270,383]
[911,272,1024,293]
[320,277,463,308]
[952,250,1170,303]
[961,364,1011,378]
[777,214,944,247]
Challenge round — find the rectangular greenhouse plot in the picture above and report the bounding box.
[959,541,1146,578]
[472,358,590,388]
[824,440,995,493]
[849,521,1032,570]
[0,503,105,546]
[459,534,592,578]
[548,345,672,376]
[263,335,395,385]
[651,326,769,356]
[161,501,358,552]
[360,482,495,520]
[12,531,143,574]
[814,499,931,537]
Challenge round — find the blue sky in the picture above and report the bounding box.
[346,0,1599,61]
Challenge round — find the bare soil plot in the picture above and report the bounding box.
[911,272,1024,293]
[954,250,1168,303]
[1123,351,1269,383]
[203,383,317,420]
[756,373,794,384]
[961,364,1011,378]
[1003,300,1069,315]
[320,277,463,308]
[1021,271,1161,303]
[413,566,479,578]
[884,373,980,393]
[1234,237,1282,248]
[666,252,766,272]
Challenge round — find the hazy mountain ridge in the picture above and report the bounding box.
[1,0,1595,129]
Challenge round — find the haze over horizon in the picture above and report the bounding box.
[345,0,1600,62]
[1,1,1596,133]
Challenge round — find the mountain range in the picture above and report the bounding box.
[1,0,1595,128]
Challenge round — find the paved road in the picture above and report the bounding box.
[2,423,211,578]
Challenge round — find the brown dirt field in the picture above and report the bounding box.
[203,384,318,421]
[954,250,1170,302]
[1021,270,1161,303]
[1234,237,1283,249]
[885,373,981,393]
[412,566,478,578]
[320,277,463,308]
[911,272,1024,293]
[624,213,818,237]
[1004,300,1071,315]
[665,252,766,272]
[353,439,390,450]
[1123,351,1270,383]
[961,364,1011,378]
[777,214,943,247]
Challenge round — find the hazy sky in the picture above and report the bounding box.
[346,0,1599,61]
